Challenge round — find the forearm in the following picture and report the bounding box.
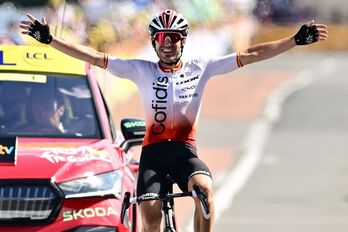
[50,36,105,67]
[241,36,296,65]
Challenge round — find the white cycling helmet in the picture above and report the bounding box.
[148,9,189,37]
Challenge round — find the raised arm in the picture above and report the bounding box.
[19,13,106,68]
[239,20,328,66]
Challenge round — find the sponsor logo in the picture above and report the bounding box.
[0,51,16,66]
[151,76,168,135]
[26,52,51,60]
[181,84,196,92]
[178,93,199,99]
[0,137,17,165]
[0,145,14,155]
[123,120,146,129]
[63,206,117,222]
[41,146,112,163]
[306,35,314,44]
[24,51,52,66]
[176,75,199,85]
[139,192,159,200]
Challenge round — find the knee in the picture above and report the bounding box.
[197,183,214,205]
[195,180,211,192]
[189,176,214,201]
[140,202,162,231]
[190,183,213,209]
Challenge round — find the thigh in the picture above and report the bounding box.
[170,145,212,192]
[136,144,168,196]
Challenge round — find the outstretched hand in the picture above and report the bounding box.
[19,13,53,44]
[294,20,328,45]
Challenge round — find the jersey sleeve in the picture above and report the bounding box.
[204,52,242,78]
[104,55,143,82]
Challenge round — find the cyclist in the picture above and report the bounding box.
[20,9,328,232]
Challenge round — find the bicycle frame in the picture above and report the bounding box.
[162,177,177,231]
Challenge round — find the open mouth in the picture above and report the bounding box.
[162,47,174,53]
[160,43,176,54]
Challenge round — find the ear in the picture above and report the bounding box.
[151,37,156,48]
[181,38,186,46]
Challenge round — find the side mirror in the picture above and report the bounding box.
[120,118,146,152]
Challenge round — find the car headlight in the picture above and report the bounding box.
[58,170,123,199]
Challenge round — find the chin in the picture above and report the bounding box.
[160,58,174,64]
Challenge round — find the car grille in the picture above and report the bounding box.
[0,180,63,225]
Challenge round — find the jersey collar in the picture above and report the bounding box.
[158,60,183,73]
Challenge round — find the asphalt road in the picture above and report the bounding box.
[209,52,348,232]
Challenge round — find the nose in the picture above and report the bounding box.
[162,39,176,46]
[162,42,172,47]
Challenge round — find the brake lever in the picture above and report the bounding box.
[120,192,131,224]
[192,184,210,219]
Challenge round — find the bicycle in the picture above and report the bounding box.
[120,176,210,232]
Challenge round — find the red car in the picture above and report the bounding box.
[0,45,143,232]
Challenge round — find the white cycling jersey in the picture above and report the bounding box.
[106,53,242,146]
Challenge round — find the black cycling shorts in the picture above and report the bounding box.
[136,141,212,196]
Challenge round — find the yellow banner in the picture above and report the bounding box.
[0,45,86,75]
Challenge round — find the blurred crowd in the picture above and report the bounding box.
[0,0,233,52]
[0,0,344,51]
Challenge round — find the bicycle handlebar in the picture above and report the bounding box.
[131,191,193,204]
[120,184,210,225]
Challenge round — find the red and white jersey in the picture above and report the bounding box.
[106,53,241,146]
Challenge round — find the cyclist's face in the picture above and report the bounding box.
[153,32,185,63]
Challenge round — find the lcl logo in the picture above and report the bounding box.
[26,52,51,60]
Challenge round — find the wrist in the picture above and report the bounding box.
[290,36,297,46]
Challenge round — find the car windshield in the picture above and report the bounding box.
[0,73,102,138]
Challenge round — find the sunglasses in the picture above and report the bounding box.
[153,32,183,44]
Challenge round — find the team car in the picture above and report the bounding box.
[0,45,144,232]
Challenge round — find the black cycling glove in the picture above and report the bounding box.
[294,24,318,45]
[28,20,53,44]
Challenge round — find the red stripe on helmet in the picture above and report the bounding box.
[162,12,167,28]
